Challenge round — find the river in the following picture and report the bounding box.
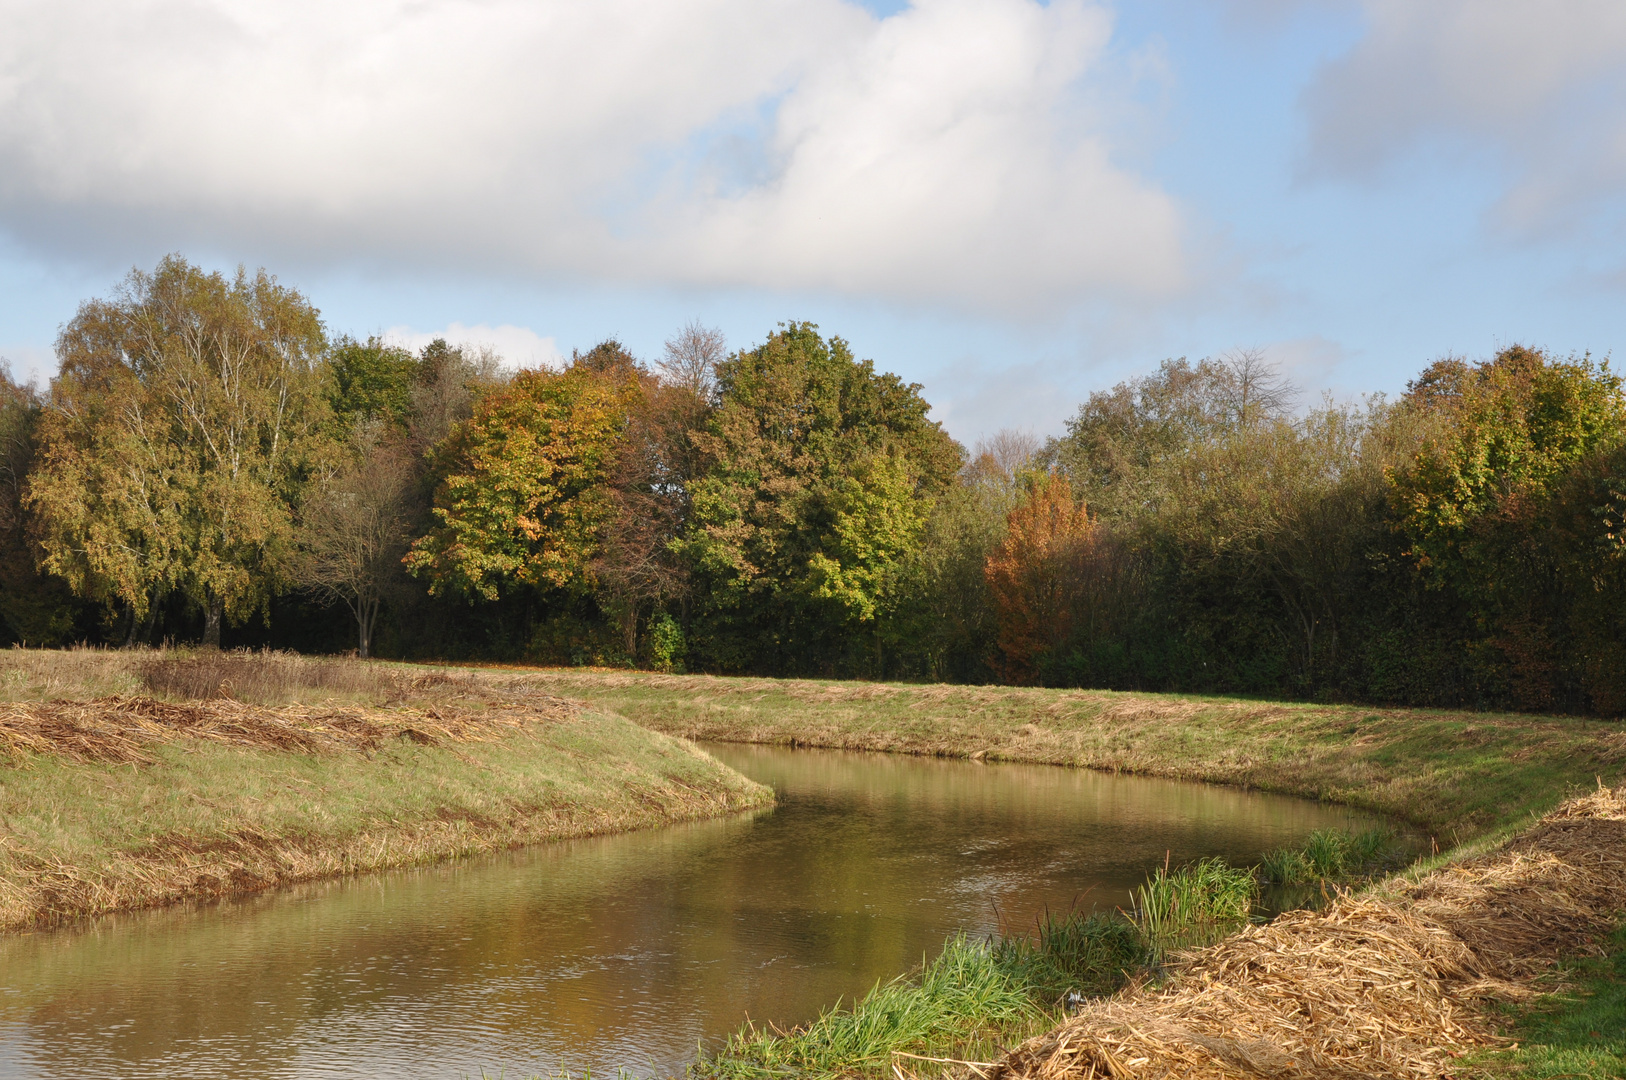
[0,742,1392,1078]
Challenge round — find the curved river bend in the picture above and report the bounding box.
[0,743,1391,1078]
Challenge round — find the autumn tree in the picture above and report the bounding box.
[27,256,332,646]
[1388,346,1626,708]
[0,366,77,645]
[984,472,1101,683]
[406,362,637,602]
[885,431,1037,681]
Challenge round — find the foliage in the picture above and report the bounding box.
[406,364,637,601]
[984,472,1099,683]
[0,367,79,645]
[26,255,333,645]
[679,322,961,674]
[647,612,686,673]
[1388,347,1626,710]
[328,335,419,427]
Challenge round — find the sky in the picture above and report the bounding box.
[2,0,1625,445]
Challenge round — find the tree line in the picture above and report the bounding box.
[1,256,1623,715]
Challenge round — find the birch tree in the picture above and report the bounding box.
[27,255,332,646]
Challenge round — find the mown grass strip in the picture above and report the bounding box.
[511,671,1626,839]
[0,701,772,931]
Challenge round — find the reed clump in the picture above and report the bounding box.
[1133,858,1258,958]
[1257,827,1393,885]
[985,781,1626,1080]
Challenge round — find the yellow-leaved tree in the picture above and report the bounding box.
[27,255,332,645]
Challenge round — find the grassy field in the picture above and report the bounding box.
[0,651,772,931]
[509,670,1626,840]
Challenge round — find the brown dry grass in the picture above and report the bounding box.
[0,693,578,765]
[981,782,1626,1080]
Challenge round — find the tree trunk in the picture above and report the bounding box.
[121,602,139,649]
[201,594,224,649]
[357,600,373,659]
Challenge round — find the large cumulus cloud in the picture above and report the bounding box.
[0,0,1185,310]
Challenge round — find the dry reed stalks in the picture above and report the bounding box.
[0,694,579,766]
[986,782,1626,1080]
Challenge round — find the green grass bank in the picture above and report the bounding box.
[0,650,772,932]
[514,670,1626,840]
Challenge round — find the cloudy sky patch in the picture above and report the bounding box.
[0,0,1622,440]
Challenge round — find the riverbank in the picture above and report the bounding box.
[0,652,772,932]
[514,670,1626,839]
[691,783,1626,1080]
[988,780,1626,1080]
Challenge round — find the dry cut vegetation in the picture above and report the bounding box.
[981,782,1626,1080]
[0,650,773,932]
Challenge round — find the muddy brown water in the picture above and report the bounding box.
[0,743,1398,1079]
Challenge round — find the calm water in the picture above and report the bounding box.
[0,743,1392,1079]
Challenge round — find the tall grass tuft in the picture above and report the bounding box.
[701,935,1040,1080]
[993,910,1149,1003]
[1258,828,1392,885]
[699,912,1148,1080]
[1133,857,1258,956]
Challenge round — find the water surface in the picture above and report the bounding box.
[0,743,1391,1078]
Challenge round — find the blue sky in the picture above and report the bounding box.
[2,0,1624,445]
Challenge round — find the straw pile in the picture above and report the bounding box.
[986,782,1626,1080]
[0,693,579,766]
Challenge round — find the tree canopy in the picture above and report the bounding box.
[27,255,332,644]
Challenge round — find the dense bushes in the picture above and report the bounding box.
[1010,347,1626,714]
[2,257,1622,714]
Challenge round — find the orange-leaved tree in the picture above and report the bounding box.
[984,471,1098,684]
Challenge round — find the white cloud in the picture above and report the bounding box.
[382,323,562,370]
[0,342,53,388]
[1303,1,1626,236]
[0,0,1183,312]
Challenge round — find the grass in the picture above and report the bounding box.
[0,649,773,930]
[696,834,1379,1080]
[1133,857,1257,957]
[500,669,1626,840]
[1470,923,1626,1080]
[1257,826,1394,884]
[700,915,1149,1080]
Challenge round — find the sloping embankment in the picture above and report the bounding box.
[0,695,772,932]
[985,783,1626,1080]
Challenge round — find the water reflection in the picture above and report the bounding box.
[0,743,1391,1078]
